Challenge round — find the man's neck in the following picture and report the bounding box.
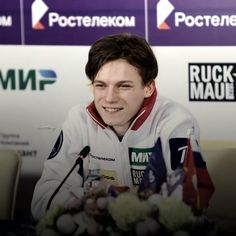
[110,126,128,140]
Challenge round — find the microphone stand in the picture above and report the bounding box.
[46,146,90,210]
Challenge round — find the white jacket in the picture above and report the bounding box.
[31,91,200,220]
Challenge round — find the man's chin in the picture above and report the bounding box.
[103,119,121,127]
[101,115,120,125]
[104,121,117,126]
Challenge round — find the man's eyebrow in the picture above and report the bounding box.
[93,80,106,84]
[93,80,134,84]
[93,80,104,83]
[117,80,134,83]
[116,81,134,86]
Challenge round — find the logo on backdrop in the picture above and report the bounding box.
[0,69,57,91]
[151,0,236,46]
[30,0,135,30]
[155,0,236,30]
[189,63,236,101]
[31,0,49,29]
[156,0,174,30]
[0,15,12,27]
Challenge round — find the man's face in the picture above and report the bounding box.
[93,59,154,136]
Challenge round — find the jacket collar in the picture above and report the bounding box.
[86,88,157,130]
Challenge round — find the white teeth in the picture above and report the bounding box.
[104,107,121,112]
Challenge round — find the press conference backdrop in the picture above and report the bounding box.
[0,0,236,217]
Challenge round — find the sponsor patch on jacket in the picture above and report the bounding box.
[138,139,167,193]
[169,138,207,171]
[169,138,188,170]
[48,131,63,159]
[128,147,154,186]
[100,169,118,185]
[89,153,115,162]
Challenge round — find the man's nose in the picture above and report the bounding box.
[105,86,118,102]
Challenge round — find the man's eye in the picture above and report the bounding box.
[120,84,132,88]
[94,84,105,88]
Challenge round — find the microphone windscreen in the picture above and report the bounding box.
[79,146,90,158]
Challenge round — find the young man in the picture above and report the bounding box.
[31,33,210,220]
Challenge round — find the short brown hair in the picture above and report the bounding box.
[85,33,158,85]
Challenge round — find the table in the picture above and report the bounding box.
[0,220,36,236]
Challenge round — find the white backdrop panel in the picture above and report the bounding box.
[0,45,236,175]
[154,46,236,141]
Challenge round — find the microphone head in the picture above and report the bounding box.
[79,145,90,158]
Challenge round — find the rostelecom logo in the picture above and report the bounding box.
[31,0,49,30]
[156,0,175,30]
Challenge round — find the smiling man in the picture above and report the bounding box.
[92,59,155,138]
[31,33,209,220]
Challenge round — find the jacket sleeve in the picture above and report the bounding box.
[159,103,201,174]
[158,104,203,199]
[31,107,86,221]
[138,102,200,197]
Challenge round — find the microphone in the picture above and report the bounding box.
[46,145,90,210]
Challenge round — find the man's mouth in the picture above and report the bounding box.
[103,107,123,112]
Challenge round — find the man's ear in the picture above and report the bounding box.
[144,80,155,98]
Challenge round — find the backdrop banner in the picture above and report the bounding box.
[1,0,236,45]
